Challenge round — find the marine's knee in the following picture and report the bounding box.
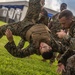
[67,55,75,67]
[67,55,75,62]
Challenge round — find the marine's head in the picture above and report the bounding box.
[60,3,67,11]
[58,10,73,29]
[39,37,53,59]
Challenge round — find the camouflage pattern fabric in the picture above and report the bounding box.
[62,55,75,75]
[58,21,75,75]
[58,21,75,64]
[0,0,67,65]
[25,0,41,23]
[17,39,25,49]
[3,20,68,60]
[48,13,62,63]
[49,13,62,41]
[37,8,48,25]
[4,25,67,58]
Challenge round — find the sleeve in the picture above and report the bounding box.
[4,41,36,58]
[58,49,75,65]
[61,27,75,45]
[52,40,66,54]
[17,39,25,49]
[56,42,66,54]
[58,27,75,65]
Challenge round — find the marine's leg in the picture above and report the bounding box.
[25,0,41,23]
[0,22,23,38]
[0,0,43,39]
[62,55,75,75]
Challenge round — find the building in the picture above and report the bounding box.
[0,1,58,23]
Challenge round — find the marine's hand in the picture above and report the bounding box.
[57,63,65,74]
[56,30,67,38]
[5,29,13,42]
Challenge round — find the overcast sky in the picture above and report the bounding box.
[0,0,75,15]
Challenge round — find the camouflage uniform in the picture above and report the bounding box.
[58,21,75,75]
[64,55,75,75]
[48,13,62,63]
[17,39,25,49]
[37,8,48,25]
[4,23,66,58]
[62,54,75,75]
[49,13,62,40]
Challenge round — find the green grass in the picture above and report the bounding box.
[0,21,6,25]
[0,21,59,75]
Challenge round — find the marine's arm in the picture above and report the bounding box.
[17,39,25,49]
[56,26,75,73]
[4,29,36,58]
[58,27,75,65]
[51,38,66,54]
[58,38,75,65]
[51,37,75,65]
[5,41,36,58]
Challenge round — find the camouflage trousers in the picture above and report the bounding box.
[0,21,32,39]
[62,54,75,75]
[0,22,22,38]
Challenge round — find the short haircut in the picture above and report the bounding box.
[41,8,48,17]
[59,10,73,19]
[41,50,53,59]
[61,3,67,7]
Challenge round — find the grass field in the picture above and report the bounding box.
[0,21,59,75]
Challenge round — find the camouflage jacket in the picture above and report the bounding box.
[48,13,62,40]
[58,21,75,65]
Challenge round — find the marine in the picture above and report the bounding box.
[0,0,67,62]
[56,10,75,75]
